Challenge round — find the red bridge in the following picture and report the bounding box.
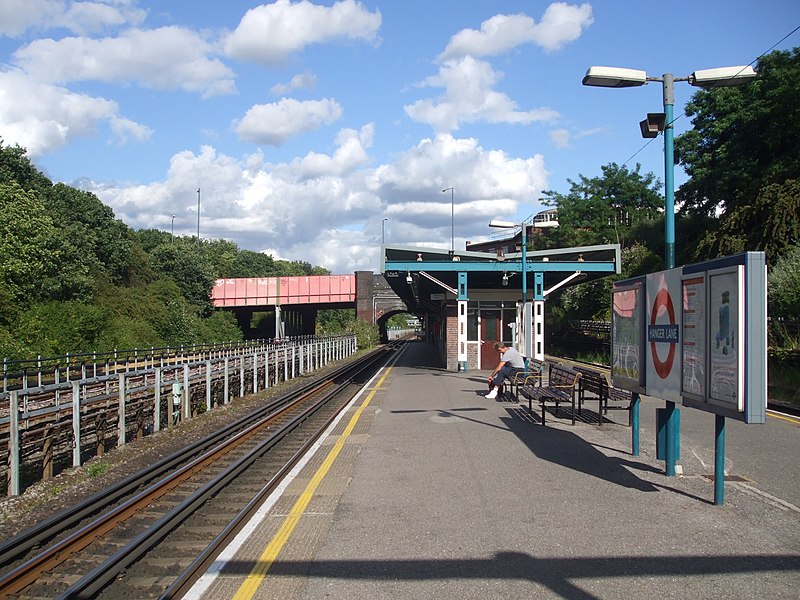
[211,273,407,339]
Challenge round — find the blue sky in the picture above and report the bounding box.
[1,1,798,274]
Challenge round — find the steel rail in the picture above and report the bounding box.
[0,346,388,595]
[58,344,398,599]
[159,345,401,599]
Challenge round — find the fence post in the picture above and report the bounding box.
[253,352,258,394]
[224,357,230,404]
[154,368,161,433]
[118,373,126,447]
[8,391,20,496]
[203,361,210,411]
[72,381,81,467]
[239,357,245,397]
[264,346,269,390]
[183,364,190,421]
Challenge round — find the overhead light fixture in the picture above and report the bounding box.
[689,65,757,88]
[639,112,666,138]
[488,219,516,229]
[582,66,647,88]
[406,271,413,284]
[502,272,509,286]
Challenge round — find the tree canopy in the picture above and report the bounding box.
[675,48,800,261]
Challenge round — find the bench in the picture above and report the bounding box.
[573,365,634,426]
[573,366,607,425]
[519,363,581,425]
[509,359,545,401]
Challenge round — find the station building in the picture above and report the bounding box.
[382,222,620,371]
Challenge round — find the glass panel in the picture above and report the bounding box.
[467,304,479,341]
[483,311,500,342]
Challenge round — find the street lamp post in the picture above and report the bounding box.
[442,187,454,252]
[582,65,756,269]
[171,214,176,242]
[582,64,757,479]
[382,217,388,246]
[196,188,201,244]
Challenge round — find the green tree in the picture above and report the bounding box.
[0,182,65,304]
[0,141,51,193]
[676,48,800,260]
[45,184,134,284]
[769,244,800,322]
[540,162,663,250]
[148,241,216,314]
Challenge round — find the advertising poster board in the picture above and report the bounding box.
[708,266,745,411]
[613,252,766,424]
[611,279,644,392]
[681,274,706,400]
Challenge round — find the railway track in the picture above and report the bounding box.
[0,341,403,599]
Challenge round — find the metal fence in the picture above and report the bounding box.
[2,335,357,497]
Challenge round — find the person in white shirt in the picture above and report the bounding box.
[485,342,525,399]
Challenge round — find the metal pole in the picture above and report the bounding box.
[451,187,454,252]
[171,214,175,242]
[521,221,528,368]
[382,217,388,245]
[662,73,676,270]
[196,188,201,244]
[662,73,679,477]
[631,393,640,456]
[715,415,726,505]
[442,187,454,252]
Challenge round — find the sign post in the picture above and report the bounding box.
[612,252,767,503]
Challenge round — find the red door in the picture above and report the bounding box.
[480,310,501,369]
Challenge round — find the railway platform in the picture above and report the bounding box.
[187,340,800,599]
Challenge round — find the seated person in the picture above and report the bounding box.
[485,342,525,399]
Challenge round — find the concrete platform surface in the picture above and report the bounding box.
[190,341,800,600]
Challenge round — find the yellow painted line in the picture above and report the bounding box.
[232,367,392,600]
[768,410,800,425]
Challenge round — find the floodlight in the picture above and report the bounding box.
[639,112,666,138]
[689,66,757,88]
[489,219,516,228]
[582,66,647,88]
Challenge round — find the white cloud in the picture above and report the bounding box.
[224,0,381,65]
[549,128,571,149]
[270,72,317,95]
[404,56,559,133]
[85,131,548,274]
[13,26,236,97]
[234,98,343,145]
[439,2,593,60]
[0,0,146,37]
[0,69,147,157]
[110,117,154,145]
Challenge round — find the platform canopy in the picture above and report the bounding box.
[382,243,621,314]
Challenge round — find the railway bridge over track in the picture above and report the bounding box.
[211,272,408,341]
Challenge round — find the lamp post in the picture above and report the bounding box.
[171,214,175,243]
[582,64,757,479]
[196,188,201,244]
[382,217,388,245]
[582,65,756,269]
[489,218,529,366]
[442,187,454,252]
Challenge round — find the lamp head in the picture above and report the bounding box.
[489,219,516,229]
[689,66,757,88]
[582,66,647,88]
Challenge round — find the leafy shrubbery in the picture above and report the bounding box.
[0,141,329,360]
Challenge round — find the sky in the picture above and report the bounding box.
[1,1,798,275]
